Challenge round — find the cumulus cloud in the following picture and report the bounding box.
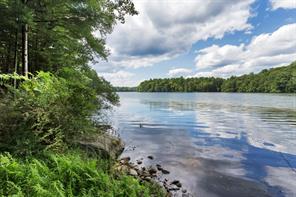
[195,44,245,70]
[194,23,296,77]
[168,68,192,77]
[93,0,255,71]
[99,71,137,87]
[270,0,296,10]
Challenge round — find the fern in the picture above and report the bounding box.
[0,152,166,197]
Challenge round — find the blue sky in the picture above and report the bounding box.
[93,0,296,86]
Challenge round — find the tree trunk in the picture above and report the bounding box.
[22,0,28,77]
[22,24,28,77]
[14,28,18,88]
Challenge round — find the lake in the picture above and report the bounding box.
[112,92,296,197]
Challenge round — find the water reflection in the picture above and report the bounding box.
[113,93,296,197]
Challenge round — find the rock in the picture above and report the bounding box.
[120,157,131,164]
[147,155,154,160]
[156,164,162,170]
[76,133,124,159]
[143,177,151,182]
[137,160,143,165]
[182,189,187,193]
[129,169,138,176]
[166,193,173,197]
[161,169,170,174]
[148,167,157,174]
[168,187,180,191]
[171,180,182,188]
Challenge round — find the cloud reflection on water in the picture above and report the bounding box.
[113,93,296,196]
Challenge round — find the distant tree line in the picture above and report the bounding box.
[137,62,296,93]
[115,86,137,92]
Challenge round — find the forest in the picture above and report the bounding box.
[137,62,296,93]
[0,1,164,196]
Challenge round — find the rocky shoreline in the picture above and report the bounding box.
[114,155,191,197]
[78,131,190,196]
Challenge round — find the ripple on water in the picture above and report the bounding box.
[112,92,296,197]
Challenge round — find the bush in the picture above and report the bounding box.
[0,68,118,155]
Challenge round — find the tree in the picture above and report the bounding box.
[137,61,296,93]
[0,0,137,75]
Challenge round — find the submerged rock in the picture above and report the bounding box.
[156,164,162,170]
[171,180,182,188]
[137,160,143,165]
[147,155,154,160]
[161,169,170,174]
[148,167,157,174]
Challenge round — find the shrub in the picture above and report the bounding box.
[0,68,118,155]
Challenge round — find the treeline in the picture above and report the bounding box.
[115,86,137,92]
[138,77,224,92]
[137,62,296,93]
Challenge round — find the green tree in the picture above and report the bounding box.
[0,0,137,75]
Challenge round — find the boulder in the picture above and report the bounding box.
[76,133,124,159]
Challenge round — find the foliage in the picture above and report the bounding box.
[138,76,224,92]
[0,69,118,155]
[0,151,165,197]
[221,62,296,93]
[137,62,296,93]
[0,0,137,74]
[115,86,137,92]
[0,1,164,196]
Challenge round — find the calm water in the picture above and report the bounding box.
[112,92,296,197]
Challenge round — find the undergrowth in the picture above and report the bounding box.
[0,151,166,197]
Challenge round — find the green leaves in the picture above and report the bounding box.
[0,0,138,74]
[221,61,296,93]
[0,68,118,154]
[0,152,165,197]
[138,62,296,93]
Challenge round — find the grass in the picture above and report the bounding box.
[0,151,166,197]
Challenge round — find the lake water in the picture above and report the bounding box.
[112,92,296,197]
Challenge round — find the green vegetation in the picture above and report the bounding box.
[138,77,224,92]
[115,86,137,92]
[0,0,137,75]
[0,151,165,197]
[0,0,165,196]
[0,69,118,154]
[137,62,296,93]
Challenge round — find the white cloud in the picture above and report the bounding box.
[93,0,255,71]
[270,0,296,10]
[168,68,192,77]
[195,44,245,70]
[99,71,137,87]
[194,23,296,77]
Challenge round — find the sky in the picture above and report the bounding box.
[93,0,296,87]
